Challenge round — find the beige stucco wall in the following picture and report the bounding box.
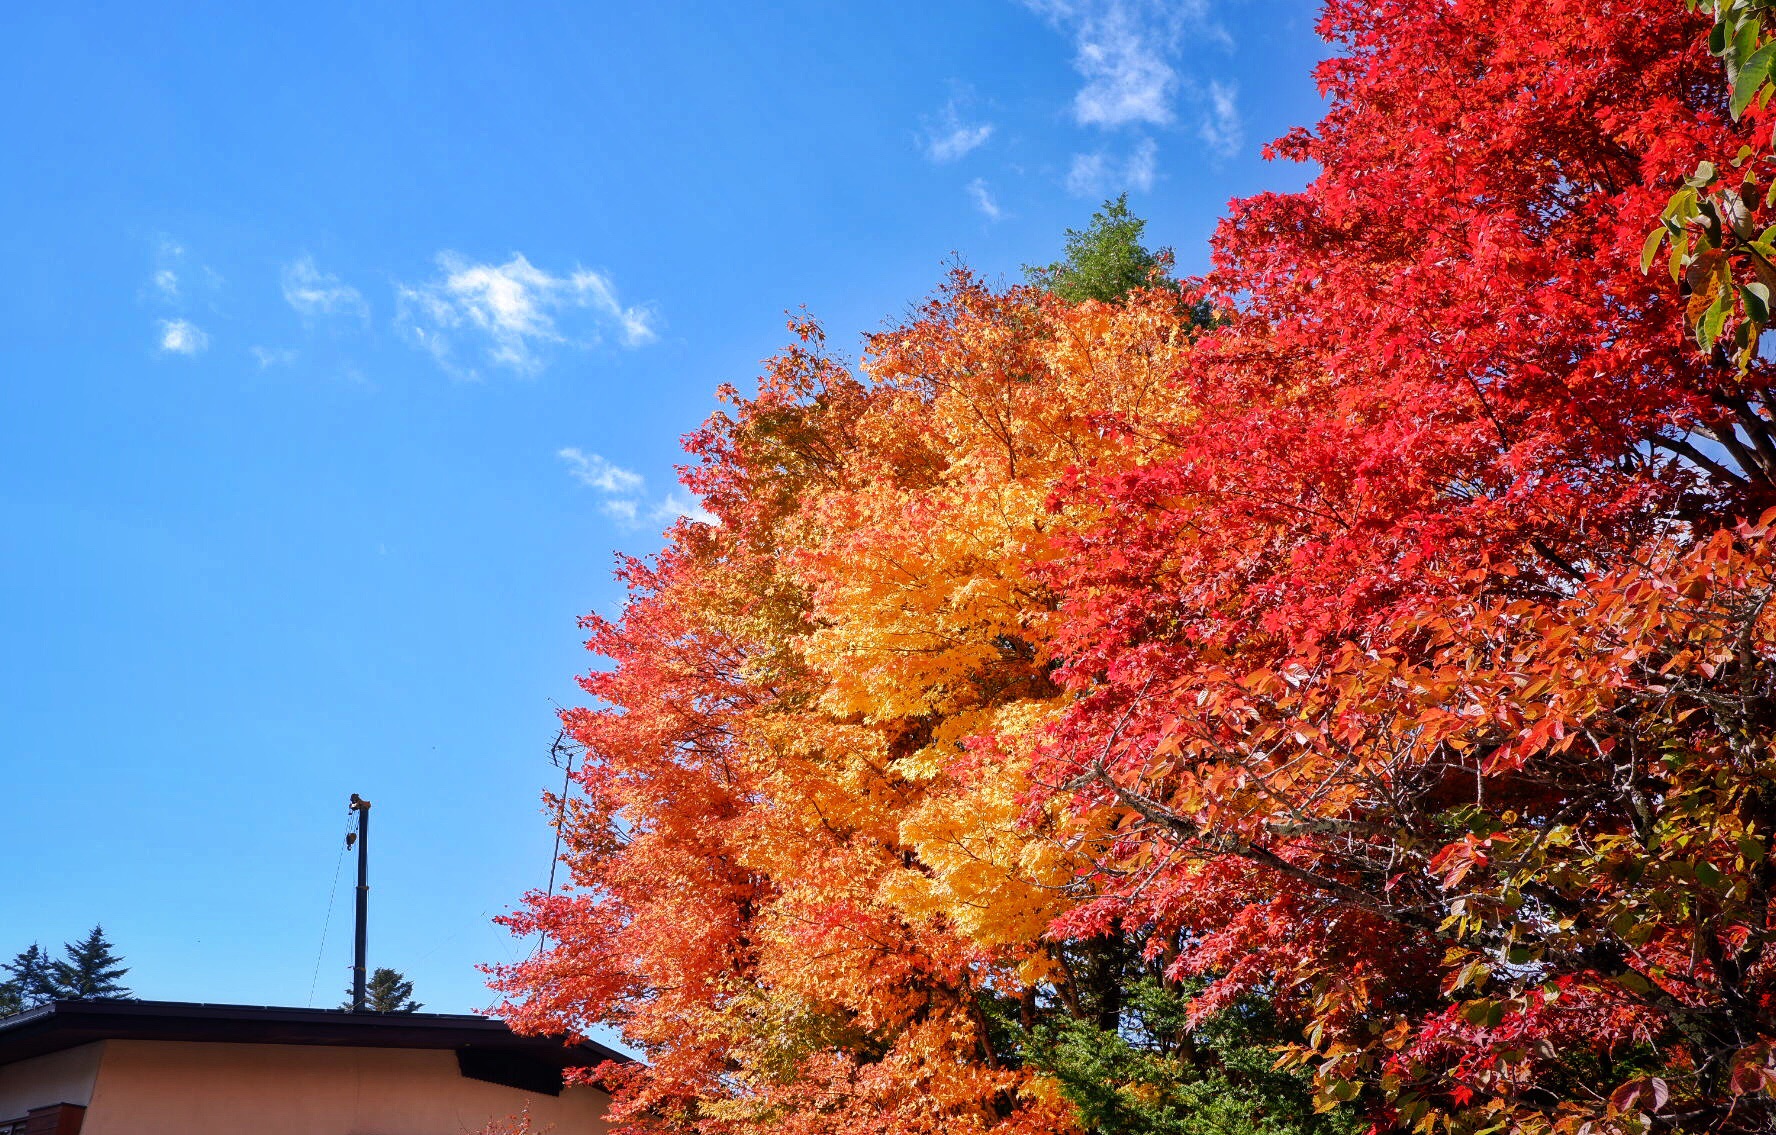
[80,1040,611,1135]
[0,1041,103,1117]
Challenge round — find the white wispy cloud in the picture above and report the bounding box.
[559,448,718,529]
[1028,1,1238,174]
[282,255,368,320]
[922,97,995,162]
[158,319,209,355]
[601,498,640,524]
[1028,0,1215,128]
[1065,138,1158,196]
[560,448,646,527]
[251,346,299,368]
[146,236,192,303]
[397,253,657,377]
[967,178,1003,220]
[1066,153,1107,196]
[1196,79,1242,159]
[145,234,226,333]
[1125,136,1157,190]
[558,447,645,494]
[653,491,719,526]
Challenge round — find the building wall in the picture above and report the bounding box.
[80,1040,611,1135]
[0,1043,102,1118]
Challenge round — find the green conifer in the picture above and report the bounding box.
[50,926,132,1000]
[2,943,58,1010]
[343,967,422,1013]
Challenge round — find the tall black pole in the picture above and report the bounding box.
[349,793,371,1012]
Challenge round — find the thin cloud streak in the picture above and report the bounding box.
[653,491,719,527]
[967,178,1004,220]
[398,252,657,377]
[558,448,718,529]
[251,346,298,368]
[558,447,645,495]
[923,97,995,162]
[282,255,368,320]
[1065,138,1158,196]
[1196,79,1242,158]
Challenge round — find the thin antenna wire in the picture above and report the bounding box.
[533,727,578,957]
[307,815,353,1007]
[545,744,575,899]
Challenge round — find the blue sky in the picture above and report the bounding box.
[0,2,1326,1018]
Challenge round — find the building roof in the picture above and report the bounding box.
[0,999,630,1096]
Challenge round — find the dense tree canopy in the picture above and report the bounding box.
[492,3,1776,1133]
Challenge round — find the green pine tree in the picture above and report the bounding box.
[1026,193,1176,304]
[979,976,1361,1135]
[343,967,422,1013]
[50,926,132,1000]
[2,943,59,1010]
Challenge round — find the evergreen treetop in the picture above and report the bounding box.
[1026,193,1174,303]
[2,943,57,1013]
[50,926,132,1000]
[343,966,422,1013]
[2,929,134,1011]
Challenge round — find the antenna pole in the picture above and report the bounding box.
[349,794,371,1012]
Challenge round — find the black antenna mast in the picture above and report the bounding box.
[348,793,372,1012]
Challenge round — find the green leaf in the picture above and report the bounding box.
[1687,161,1719,189]
[1641,227,1667,274]
[1669,233,1690,284]
[1462,999,1505,1028]
[1698,199,1726,246]
[1734,42,1776,118]
[1734,18,1763,74]
[1702,294,1731,352]
[1615,969,1653,994]
[1742,282,1772,326]
[1739,835,1766,864]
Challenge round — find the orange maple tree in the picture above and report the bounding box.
[492,283,1206,1134]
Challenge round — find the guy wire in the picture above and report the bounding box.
[307,813,354,1007]
[534,726,578,957]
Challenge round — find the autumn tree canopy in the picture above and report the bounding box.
[492,3,1776,1133]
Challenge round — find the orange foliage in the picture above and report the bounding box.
[491,282,1201,1134]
